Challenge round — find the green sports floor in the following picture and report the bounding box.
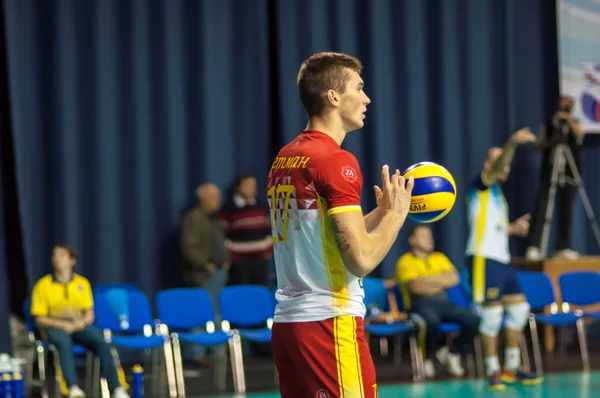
[203,371,600,398]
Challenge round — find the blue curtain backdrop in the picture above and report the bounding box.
[2,0,271,295]
[2,0,600,298]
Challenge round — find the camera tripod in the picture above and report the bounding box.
[539,143,600,258]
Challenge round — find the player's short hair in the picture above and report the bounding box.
[297,52,363,117]
[54,243,78,261]
[233,173,255,189]
[407,224,430,238]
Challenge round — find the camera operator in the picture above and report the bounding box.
[525,96,585,261]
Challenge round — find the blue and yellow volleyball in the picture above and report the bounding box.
[402,161,457,223]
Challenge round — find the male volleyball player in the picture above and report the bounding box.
[267,52,414,398]
[465,128,542,390]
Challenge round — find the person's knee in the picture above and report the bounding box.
[47,329,73,350]
[479,305,504,337]
[504,301,530,331]
[410,310,440,333]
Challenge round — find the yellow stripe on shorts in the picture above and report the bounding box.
[334,316,365,398]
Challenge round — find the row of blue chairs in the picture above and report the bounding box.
[25,270,599,396]
[518,270,600,375]
[361,270,600,381]
[25,284,277,397]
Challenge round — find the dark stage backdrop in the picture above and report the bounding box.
[2,0,599,302]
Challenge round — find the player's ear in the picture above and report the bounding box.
[325,89,339,107]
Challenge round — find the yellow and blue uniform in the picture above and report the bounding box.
[465,174,521,304]
[396,252,480,361]
[396,252,455,311]
[30,273,128,394]
[31,274,93,320]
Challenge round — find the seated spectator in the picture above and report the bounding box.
[30,244,130,398]
[396,225,480,378]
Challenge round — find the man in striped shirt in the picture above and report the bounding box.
[220,173,273,286]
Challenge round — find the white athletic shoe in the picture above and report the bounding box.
[424,359,436,378]
[68,386,86,398]
[436,346,465,377]
[112,387,131,398]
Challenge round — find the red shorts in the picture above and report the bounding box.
[272,316,377,398]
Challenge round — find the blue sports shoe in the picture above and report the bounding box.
[502,368,543,385]
[488,370,507,391]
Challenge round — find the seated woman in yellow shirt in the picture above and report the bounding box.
[30,244,130,398]
[396,225,480,379]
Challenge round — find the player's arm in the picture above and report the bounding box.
[331,209,406,278]
[482,127,536,185]
[363,207,384,233]
[396,255,443,295]
[31,281,73,331]
[326,164,413,278]
[421,254,459,288]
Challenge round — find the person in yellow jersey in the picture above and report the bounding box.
[465,128,542,390]
[395,225,480,379]
[30,244,130,398]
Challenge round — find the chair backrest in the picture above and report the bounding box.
[93,283,140,295]
[218,285,274,327]
[517,271,556,311]
[94,290,154,333]
[156,288,215,330]
[447,284,469,307]
[362,278,387,309]
[559,271,600,306]
[23,298,37,334]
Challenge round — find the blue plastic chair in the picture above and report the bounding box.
[23,298,97,397]
[156,288,242,395]
[218,285,274,343]
[94,290,178,397]
[362,278,423,382]
[559,271,600,320]
[517,271,588,374]
[92,283,140,295]
[218,285,276,392]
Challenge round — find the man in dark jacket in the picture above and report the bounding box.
[180,183,229,364]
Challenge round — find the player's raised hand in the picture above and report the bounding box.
[380,165,414,216]
[511,127,536,144]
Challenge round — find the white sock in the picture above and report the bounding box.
[505,347,521,371]
[485,356,501,376]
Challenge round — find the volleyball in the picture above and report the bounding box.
[401,161,457,223]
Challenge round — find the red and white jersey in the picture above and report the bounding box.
[267,130,366,323]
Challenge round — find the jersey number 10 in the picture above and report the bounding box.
[267,184,294,243]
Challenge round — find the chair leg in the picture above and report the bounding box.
[558,326,567,360]
[575,319,590,372]
[379,337,389,357]
[214,344,228,392]
[162,339,178,398]
[171,337,186,397]
[408,333,424,382]
[228,332,246,394]
[520,334,531,372]
[36,345,49,398]
[393,334,404,367]
[529,317,543,376]
[473,336,484,379]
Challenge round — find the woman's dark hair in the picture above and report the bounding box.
[54,243,78,261]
